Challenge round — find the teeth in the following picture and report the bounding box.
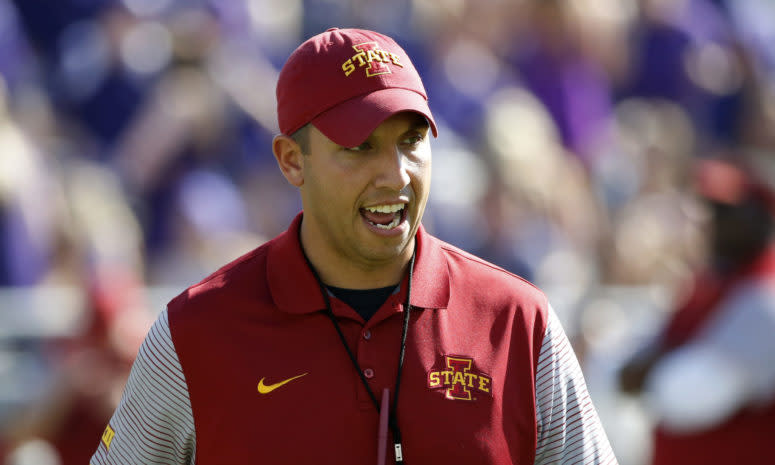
[364,204,404,213]
[374,216,401,229]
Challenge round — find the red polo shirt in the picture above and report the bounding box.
[91,212,618,465]
[167,213,548,464]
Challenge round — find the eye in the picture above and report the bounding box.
[402,132,425,147]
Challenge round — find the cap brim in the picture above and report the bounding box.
[310,88,438,148]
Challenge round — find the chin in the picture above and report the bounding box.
[362,237,412,261]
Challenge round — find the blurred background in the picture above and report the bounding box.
[1,0,775,464]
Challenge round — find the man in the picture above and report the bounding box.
[619,157,775,465]
[91,28,616,465]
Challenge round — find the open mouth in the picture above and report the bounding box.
[360,203,406,230]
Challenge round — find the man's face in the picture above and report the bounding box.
[298,112,432,277]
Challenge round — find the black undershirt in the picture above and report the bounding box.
[327,285,398,321]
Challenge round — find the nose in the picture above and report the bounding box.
[374,145,411,191]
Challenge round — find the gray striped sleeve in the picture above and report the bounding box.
[91,309,196,465]
[534,305,617,465]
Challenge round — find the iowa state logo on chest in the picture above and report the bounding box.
[427,355,492,401]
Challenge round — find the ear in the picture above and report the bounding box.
[272,134,305,187]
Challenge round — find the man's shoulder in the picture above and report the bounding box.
[167,236,278,313]
[430,235,547,306]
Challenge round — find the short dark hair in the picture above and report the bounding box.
[290,124,311,155]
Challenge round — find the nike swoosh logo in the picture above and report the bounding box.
[257,373,308,394]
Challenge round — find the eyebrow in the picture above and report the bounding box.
[405,114,430,134]
[347,114,430,148]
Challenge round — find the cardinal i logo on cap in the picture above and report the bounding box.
[342,42,404,77]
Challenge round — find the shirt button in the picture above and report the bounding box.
[363,329,372,340]
[363,368,375,379]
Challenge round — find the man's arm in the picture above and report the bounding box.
[534,306,617,465]
[90,309,196,465]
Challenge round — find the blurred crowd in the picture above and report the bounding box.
[1,0,775,464]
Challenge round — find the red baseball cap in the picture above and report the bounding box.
[276,27,438,147]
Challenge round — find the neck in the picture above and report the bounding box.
[299,221,414,290]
